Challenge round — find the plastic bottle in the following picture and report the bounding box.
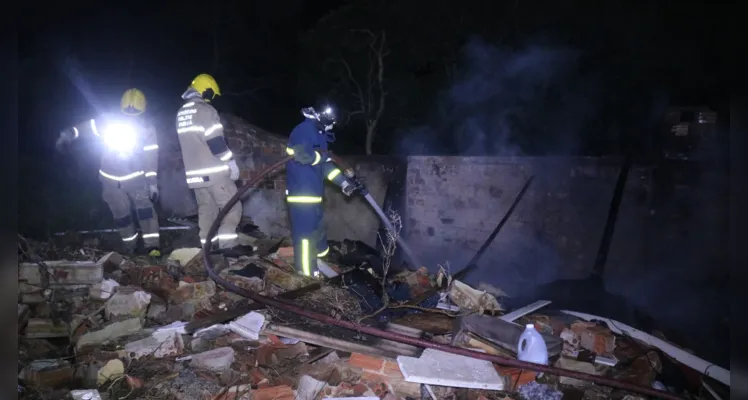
[517,324,549,365]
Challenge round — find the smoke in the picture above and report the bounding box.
[396,37,603,156]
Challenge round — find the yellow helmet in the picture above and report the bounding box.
[189,73,221,101]
[120,88,147,115]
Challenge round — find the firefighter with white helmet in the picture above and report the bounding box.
[56,88,161,256]
[175,73,250,256]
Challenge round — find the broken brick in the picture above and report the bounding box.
[349,353,387,372]
[495,365,538,389]
[251,384,294,400]
[129,265,177,299]
[19,363,75,389]
[571,322,615,355]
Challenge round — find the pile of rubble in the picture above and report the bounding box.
[18,236,728,400]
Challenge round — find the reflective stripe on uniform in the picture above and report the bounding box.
[204,124,223,136]
[122,232,139,242]
[145,171,157,177]
[287,196,323,203]
[311,152,322,165]
[99,170,144,181]
[219,151,233,161]
[327,168,341,181]
[177,126,204,134]
[143,144,158,151]
[285,147,322,165]
[317,247,329,258]
[301,238,311,276]
[185,165,229,175]
[142,233,160,239]
[200,234,237,244]
[90,119,99,136]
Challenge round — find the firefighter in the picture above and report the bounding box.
[56,88,161,256]
[285,105,364,277]
[175,73,250,256]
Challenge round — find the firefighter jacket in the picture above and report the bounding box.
[285,119,349,202]
[68,113,159,189]
[175,98,234,189]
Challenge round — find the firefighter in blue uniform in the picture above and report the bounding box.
[285,106,363,277]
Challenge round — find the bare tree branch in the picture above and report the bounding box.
[339,30,388,155]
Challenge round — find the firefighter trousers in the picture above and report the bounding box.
[101,181,160,250]
[288,202,329,276]
[193,178,242,249]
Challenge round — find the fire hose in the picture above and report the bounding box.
[201,155,683,400]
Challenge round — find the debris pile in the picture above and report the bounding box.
[18,234,728,400]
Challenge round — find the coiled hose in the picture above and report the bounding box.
[200,154,683,400]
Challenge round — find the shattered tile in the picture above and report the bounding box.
[76,318,143,349]
[296,375,326,400]
[192,347,236,372]
[124,330,185,359]
[89,279,120,300]
[397,348,505,390]
[195,324,232,340]
[70,389,103,400]
[97,251,124,272]
[228,311,265,341]
[105,289,151,319]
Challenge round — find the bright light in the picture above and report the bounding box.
[324,107,332,114]
[102,122,137,155]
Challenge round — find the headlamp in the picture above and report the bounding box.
[101,121,137,155]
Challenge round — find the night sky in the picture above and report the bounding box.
[20,0,344,158]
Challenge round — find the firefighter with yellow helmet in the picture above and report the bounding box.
[56,88,162,256]
[175,73,249,256]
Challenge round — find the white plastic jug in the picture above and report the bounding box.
[517,324,549,365]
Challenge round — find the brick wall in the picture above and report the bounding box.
[400,156,728,298]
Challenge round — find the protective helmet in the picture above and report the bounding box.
[189,73,221,101]
[300,105,336,129]
[120,88,146,115]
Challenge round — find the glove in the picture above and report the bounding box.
[292,145,316,164]
[351,176,368,195]
[55,128,75,152]
[341,177,366,197]
[228,159,240,181]
[148,184,159,202]
[341,181,356,196]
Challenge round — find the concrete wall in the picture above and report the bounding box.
[401,156,728,297]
